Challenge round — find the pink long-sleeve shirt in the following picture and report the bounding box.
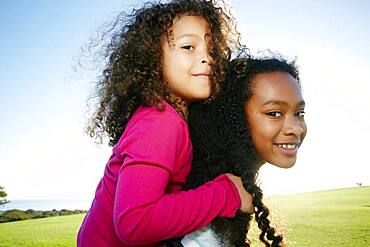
[77,101,241,246]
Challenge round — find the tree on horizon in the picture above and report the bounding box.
[0,185,10,206]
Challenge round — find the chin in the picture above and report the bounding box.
[270,159,296,169]
[195,92,211,101]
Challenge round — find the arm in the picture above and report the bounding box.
[114,164,240,244]
[112,109,241,244]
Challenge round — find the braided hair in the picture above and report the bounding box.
[179,55,299,246]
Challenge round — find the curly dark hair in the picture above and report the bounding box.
[174,55,300,246]
[86,0,240,146]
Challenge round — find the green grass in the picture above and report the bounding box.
[0,187,369,246]
[249,186,370,246]
[0,214,85,247]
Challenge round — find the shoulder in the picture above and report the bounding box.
[114,101,192,173]
[127,101,187,133]
[115,101,190,153]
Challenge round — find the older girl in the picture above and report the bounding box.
[179,55,307,246]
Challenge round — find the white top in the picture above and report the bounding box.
[181,225,221,247]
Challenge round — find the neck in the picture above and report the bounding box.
[168,93,189,120]
[256,158,266,169]
[179,101,189,119]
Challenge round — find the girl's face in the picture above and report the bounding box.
[245,71,307,168]
[162,15,212,104]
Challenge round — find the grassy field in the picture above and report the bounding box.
[0,186,369,247]
[249,186,370,246]
[0,214,85,247]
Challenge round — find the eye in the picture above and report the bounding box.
[296,110,305,118]
[266,111,282,118]
[181,45,194,50]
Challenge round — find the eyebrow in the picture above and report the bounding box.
[175,32,210,42]
[175,34,199,41]
[262,100,305,106]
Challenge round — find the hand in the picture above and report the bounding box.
[225,173,254,214]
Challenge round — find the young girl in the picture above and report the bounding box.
[174,55,307,246]
[77,1,254,246]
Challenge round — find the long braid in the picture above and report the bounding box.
[166,55,298,246]
[250,184,284,247]
[211,211,252,246]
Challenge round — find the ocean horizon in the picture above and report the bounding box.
[0,199,92,211]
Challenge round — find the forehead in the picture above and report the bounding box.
[170,15,210,36]
[251,71,303,103]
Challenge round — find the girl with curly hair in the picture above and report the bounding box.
[174,55,307,246]
[77,1,255,246]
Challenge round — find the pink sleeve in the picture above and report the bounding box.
[113,111,241,245]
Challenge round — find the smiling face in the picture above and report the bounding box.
[162,15,212,105]
[245,71,307,168]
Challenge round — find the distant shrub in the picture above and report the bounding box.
[0,209,87,223]
[0,209,32,222]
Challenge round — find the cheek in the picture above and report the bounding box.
[248,114,266,143]
[178,58,191,69]
[301,122,308,142]
[163,57,182,79]
[303,121,308,133]
[251,119,278,142]
[250,126,269,151]
[250,122,281,159]
[247,110,277,149]
[171,56,193,74]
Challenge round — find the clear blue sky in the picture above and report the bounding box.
[1,0,369,199]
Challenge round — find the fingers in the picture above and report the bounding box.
[243,193,255,214]
[225,173,255,214]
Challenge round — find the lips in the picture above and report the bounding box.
[192,73,210,83]
[276,143,298,150]
[274,143,300,156]
[193,68,211,76]
[193,73,210,77]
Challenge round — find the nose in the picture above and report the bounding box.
[283,116,307,138]
[201,55,211,64]
[199,49,212,64]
